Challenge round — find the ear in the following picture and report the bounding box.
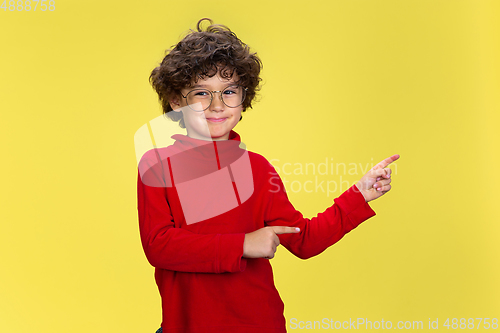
[169,95,183,112]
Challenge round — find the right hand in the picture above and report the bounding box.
[243,226,301,259]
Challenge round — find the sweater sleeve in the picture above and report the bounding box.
[137,168,247,273]
[264,165,376,259]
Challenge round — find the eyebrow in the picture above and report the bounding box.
[190,83,239,89]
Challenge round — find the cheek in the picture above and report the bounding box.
[183,110,207,126]
[230,114,241,125]
[234,109,243,120]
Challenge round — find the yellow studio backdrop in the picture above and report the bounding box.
[1,0,498,332]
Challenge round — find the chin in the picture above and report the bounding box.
[210,132,230,140]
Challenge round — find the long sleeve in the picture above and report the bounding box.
[263,165,376,259]
[137,168,247,273]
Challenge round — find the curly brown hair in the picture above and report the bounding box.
[149,18,263,128]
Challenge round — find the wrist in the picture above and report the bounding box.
[354,183,369,202]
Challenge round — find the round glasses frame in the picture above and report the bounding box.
[180,85,248,112]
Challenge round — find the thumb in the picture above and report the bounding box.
[270,226,301,235]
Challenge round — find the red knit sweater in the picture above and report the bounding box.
[137,130,376,333]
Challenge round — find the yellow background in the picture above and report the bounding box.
[1,0,499,332]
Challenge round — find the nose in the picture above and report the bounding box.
[209,91,225,112]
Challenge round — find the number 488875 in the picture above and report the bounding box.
[1,0,56,11]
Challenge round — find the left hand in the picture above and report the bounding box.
[355,154,400,202]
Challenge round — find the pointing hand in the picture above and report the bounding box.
[355,154,400,202]
[243,226,301,259]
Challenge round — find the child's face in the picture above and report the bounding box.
[170,73,243,141]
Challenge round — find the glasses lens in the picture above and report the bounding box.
[221,85,246,108]
[186,89,212,111]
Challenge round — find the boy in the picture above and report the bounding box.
[137,18,399,333]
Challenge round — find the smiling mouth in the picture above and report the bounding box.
[206,118,227,123]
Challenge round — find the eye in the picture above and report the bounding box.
[223,86,240,95]
[193,90,210,97]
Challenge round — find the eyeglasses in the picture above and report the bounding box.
[180,85,248,112]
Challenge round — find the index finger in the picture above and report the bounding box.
[271,226,301,235]
[375,154,400,169]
